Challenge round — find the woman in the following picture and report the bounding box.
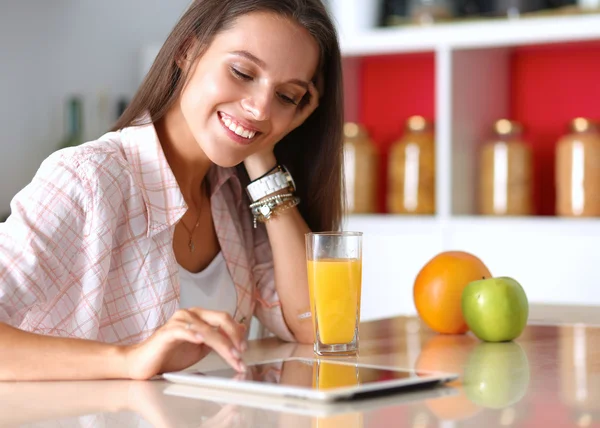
[0,0,343,381]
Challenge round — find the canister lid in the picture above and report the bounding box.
[406,115,431,132]
[494,119,522,136]
[570,117,598,133]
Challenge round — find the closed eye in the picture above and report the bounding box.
[231,66,299,106]
[231,67,252,81]
[278,94,298,106]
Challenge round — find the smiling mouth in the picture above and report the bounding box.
[218,112,261,140]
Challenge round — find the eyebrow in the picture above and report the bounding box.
[230,50,310,90]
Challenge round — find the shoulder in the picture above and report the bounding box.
[35,132,134,206]
[44,132,129,179]
[46,132,132,183]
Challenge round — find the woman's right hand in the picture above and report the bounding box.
[124,308,247,380]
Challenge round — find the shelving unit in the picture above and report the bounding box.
[339,13,600,320]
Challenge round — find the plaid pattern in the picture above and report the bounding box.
[0,122,293,344]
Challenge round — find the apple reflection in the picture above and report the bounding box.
[414,333,532,424]
[463,341,531,409]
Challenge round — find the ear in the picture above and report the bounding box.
[175,37,198,71]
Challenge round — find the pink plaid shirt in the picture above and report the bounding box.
[0,122,294,344]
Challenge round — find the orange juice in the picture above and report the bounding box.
[312,361,363,428]
[307,258,361,345]
[312,361,359,389]
[312,413,364,428]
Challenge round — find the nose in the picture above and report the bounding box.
[241,90,271,121]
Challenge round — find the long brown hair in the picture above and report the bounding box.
[112,0,344,232]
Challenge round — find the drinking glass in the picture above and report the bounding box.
[305,232,363,355]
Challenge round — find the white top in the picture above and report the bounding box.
[178,252,237,317]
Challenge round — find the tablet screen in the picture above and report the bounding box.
[196,359,434,391]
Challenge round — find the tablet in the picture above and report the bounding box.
[163,382,458,417]
[163,357,458,402]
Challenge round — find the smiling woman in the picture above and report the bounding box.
[0,0,344,382]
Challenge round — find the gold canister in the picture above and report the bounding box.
[479,120,533,216]
[387,116,435,214]
[343,123,378,214]
[556,118,600,217]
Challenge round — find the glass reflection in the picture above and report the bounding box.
[560,325,600,427]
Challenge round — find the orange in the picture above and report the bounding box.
[413,251,491,334]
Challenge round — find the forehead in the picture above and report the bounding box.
[209,12,320,79]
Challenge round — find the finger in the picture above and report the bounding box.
[309,80,320,100]
[170,320,207,345]
[314,71,325,96]
[238,323,248,352]
[182,315,247,373]
[188,309,247,353]
[302,82,319,113]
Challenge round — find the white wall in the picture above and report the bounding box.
[0,0,191,214]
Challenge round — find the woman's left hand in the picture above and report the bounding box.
[288,81,320,134]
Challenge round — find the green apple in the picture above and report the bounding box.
[461,276,529,342]
[463,341,530,409]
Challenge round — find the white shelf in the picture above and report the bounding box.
[346,214,600,321]
[340,14,600,56]
[335,12,600,320]
[348,213,600,230]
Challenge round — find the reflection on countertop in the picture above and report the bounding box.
[1,304,599,428]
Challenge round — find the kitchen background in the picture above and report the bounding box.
[2,0,600,321]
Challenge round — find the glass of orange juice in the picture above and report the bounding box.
[305,231,363,356]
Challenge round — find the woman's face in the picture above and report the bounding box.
[177,12,320,167]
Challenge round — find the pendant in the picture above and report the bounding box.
[189,239,195,253]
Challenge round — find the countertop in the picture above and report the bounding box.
[1,303,599,428]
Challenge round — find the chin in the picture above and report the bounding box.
[202,144,246,169]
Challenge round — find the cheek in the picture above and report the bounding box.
[270,108,296,134]
[181,72,224,116]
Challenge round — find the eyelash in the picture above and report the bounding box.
[230,67,299,106]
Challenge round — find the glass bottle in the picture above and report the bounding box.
[479,119,533,216]
[556,118,600,217]
[387,116,435,214]
[408,0,453,24]
[343,123,378,214]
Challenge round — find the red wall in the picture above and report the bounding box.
[510,41,600,216]
[353,42,600,215]
[358,53,436,213]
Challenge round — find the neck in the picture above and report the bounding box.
[155,107,212,205]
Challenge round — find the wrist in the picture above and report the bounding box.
[110,343,133,379]
[244,151,277,180]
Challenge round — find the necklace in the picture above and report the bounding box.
[180,215,201,252]
[180,184,206,253]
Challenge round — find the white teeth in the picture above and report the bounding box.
[220,113,257,139]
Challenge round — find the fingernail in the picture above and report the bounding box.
[239,361,247,372]
[232,348,241,359]
[195,333,204,341]
[241,341,248,352]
